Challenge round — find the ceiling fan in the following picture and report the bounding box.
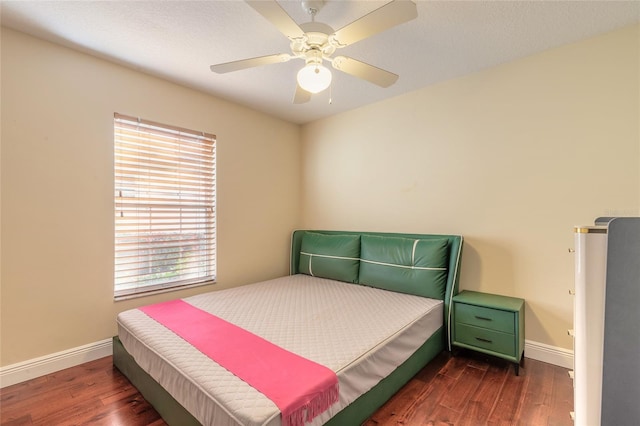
[210,0,418,104]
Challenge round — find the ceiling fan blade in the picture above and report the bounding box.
[210,54,292,74]
[331,56,399,88]
[331,0,417,47]
[246,0,305,40]
[293,83,312,104]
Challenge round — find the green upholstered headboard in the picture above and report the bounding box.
[290,230,464,351]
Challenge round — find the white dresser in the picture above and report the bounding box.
[571,225,607,425]
[571,218,640,425]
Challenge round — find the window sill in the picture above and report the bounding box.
[114,279,216,302]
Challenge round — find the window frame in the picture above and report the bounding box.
[113,113,216,300]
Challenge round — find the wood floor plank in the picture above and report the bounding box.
[30,397,104,425]
[0,352,573,426]
[422,404,463,425]
[437,353,470,380]
[456,362,509,426]
[438,364,486,412]
[517,356,555,424]
[547,361,574,425]
[0,415,32,426]
[365,352,452,425]
[365,374,432,424]
[486,362,530,425]
[412,351,450,384]
[401,373,457,424]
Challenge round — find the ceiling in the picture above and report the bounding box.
[2,0,639,124]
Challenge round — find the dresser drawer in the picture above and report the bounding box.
[455,303,515,333]
[455,323,516,357]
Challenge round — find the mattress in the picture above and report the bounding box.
[117,274,443,426]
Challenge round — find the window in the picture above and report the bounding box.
[114,113,216,299]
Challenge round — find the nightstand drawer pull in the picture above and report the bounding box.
[454,303,515,333]
[475,315,493,321]
[454,323,516,356]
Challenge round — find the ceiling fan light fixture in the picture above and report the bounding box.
[297,63,332,94]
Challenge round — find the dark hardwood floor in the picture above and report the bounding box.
[364,350,573,426]
[0,350,573,425]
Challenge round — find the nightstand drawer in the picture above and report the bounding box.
[455,323,516,356]
[455,303,515,334]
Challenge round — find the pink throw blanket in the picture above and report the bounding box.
[140,299,339,426]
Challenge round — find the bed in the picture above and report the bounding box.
[114,230,464,426]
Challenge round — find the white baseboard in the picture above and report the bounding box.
[525,339,574,369]
[0,338,113,388]
[0,337,573,389]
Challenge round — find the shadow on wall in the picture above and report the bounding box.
[524,301,569,347]
[458,237,516,296]
[459,237,572,347]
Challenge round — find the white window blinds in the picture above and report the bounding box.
[114,113,216,298]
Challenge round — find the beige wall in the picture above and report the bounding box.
[2,23,639,367]
[0,28,301,366]
[300,25,640,350]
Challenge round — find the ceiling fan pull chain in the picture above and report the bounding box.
[302,0,323,22]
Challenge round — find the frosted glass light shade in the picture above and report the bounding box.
[297,64,332,94]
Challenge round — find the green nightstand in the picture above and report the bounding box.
[452,290,525,375]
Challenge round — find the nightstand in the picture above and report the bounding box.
[452,290,525,375]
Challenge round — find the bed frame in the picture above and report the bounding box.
[113,230,463,425]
